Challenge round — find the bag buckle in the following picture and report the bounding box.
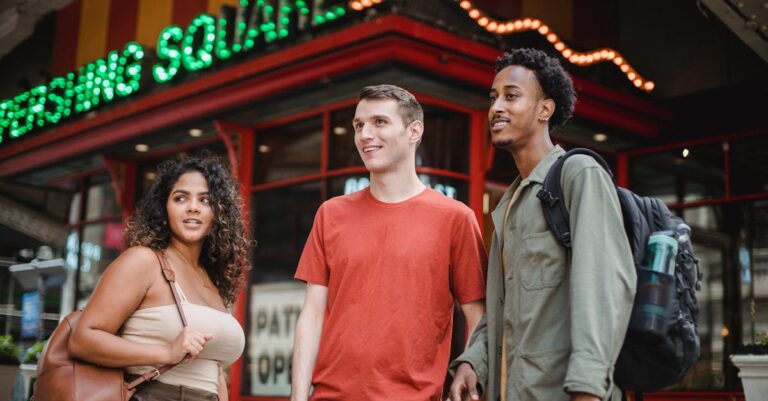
[146,368,161,381]
[536,189,559,207]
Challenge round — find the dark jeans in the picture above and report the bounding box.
[129,377,218,401]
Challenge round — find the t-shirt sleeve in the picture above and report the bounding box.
[294,203,330,286]
[450,211,488,304]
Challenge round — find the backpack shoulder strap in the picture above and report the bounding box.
[536,148,615,248]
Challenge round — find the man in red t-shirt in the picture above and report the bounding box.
[291,85,487,401]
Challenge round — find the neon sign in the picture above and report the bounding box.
[0,0,654,146]
[153,1,347,83]
[0,0,351,145]
[0,43,144,143]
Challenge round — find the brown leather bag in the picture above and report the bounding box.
[33,249,189,401]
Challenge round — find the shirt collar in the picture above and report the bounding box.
[525,145,566,185]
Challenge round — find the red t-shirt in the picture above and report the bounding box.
[295,188,487,401]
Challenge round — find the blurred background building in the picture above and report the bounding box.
[0,0,766,399]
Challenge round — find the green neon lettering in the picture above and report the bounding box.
[154,26,184,83]
[0,0,366,145]
[0,98,14,142]
[74,62,96,113]
[45,75,74,124]
[92,51,120,102]
[313,0,345,26]
[91,59,111,104]
[260,4,277,43]
[183,14,217,72]
[242,0,264,50]
[9,92,30,138]
[294,0,312,30]
[117,42,144,96]
[28,85,47,129]
[215,5,239,60]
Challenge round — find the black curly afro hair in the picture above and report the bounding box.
[495,48,576,132]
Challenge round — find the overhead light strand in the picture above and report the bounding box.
[453,0,655,92]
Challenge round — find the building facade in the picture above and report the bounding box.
[0,1,766,400]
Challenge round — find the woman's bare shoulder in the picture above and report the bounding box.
[105,246,162,278]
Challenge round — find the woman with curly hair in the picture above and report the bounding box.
[69,152,249,401]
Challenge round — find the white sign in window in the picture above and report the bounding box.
[249,282,306,396]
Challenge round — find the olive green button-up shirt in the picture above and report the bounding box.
[451,146,636,401]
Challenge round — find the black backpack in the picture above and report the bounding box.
[536,148,703,393]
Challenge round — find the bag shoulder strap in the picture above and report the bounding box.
[126,249,189,389]
[154,249,188,327]
[536,148,615,248]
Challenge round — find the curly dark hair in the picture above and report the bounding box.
[125,151,249,306]
[495,48,576,132]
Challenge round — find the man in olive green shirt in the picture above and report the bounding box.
[447,49,636,401]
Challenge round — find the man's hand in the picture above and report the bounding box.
[446,362,480,401]
[570,392,600,401]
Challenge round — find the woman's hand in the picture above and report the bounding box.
[167,327,213,363]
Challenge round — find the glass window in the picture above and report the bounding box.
[60,230,80,316]
[487,143,615,184]
[327,105,470,173]
[741,200,768,348]
[328,174,370,198]
[85,179,121,220]
[328,107,363,170]
[418,106,470,173]
[487,147,519,184]
[418,174,468,204]
[677,205,727,389]
[76,221,122,306]
[254,116,322,183]
[730,135,768,196]
[244,182,321,397]
[249,182,322,283]
[326,173,468,204]
[630,143,725,204]
[68,191,82,224]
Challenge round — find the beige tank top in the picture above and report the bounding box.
[121,282,245,394]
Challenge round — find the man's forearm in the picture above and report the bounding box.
[460,301,485,349]
[291,312,324,401]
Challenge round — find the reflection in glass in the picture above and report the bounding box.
[674,205,726,389]
[250,182,322,283]
[730,135,768,196]
[418,106,469,173]
[254,117,322,183]
[328,107,363,169]
[680,236,725,389]
[244,183,321,396]
[487,148,519,184]
[741,201,768,347]
[326,174,468,204]
[61,231,80,316]
[76,222,122,307]
[630,144,725,203]
[487,142,615,185]
[69,192,82,224]
[85,178,121,220]
[327,105,470,173]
